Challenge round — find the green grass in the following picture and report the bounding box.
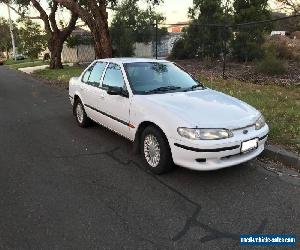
[4,58,32,65]
[33,65,83,84]
[202,77,300,154]
[5,58,46,69]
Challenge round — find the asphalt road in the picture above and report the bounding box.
[0,66,299,249]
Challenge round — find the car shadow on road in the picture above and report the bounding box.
[74,122,271,247]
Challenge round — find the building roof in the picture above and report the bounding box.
[168,21,190,26]
[71,27,91,36]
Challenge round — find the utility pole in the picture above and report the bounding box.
[155,19,158,59]
[7,3,16,60]
[222,0,230,79]
[222,25,227,79]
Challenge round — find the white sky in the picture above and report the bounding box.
[0,0,283,26]
[149,0,193,23]
[0,0,193,24]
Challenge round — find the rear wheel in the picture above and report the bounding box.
[74,99,90,128]
[141,126,173,174]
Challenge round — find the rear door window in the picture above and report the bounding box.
[85,62,107,87]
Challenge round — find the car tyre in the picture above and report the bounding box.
[74,99,90,128]
[141,125,173,174]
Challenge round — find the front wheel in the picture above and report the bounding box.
[141,126,173,174]
[74,99,90,128]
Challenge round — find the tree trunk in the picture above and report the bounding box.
[28,0,78,69]
[54,0,113,59]
[48,33,64,69]
[90,12,112,58]
[49,45,63,69]
[6,47,9,59]
[93,27,113,58]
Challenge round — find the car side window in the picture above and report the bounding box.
[102,63,126,89]
[82,67,92,83]
[87,62,107,87]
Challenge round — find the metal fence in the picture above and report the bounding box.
[62,14,300,78]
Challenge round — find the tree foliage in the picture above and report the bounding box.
[0,17,18,57]
[232,0,272,61]
[54,0,163,58]
[172,0,273,62]
[66,32,93,48]
[17,19,47,60]
[110,0,167,57]
[172,0,232,60]
[275,0,300,13]
[3,0,78,68]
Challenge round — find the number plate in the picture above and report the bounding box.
[241,138,258,153]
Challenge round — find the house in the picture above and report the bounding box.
[270,31,290,37]
[167,21,189,33]
[134,32,183,58]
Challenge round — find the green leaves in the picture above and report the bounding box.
[173,0,232,60]
[232,0,272,61]
[17,19,47,61]
[110,0,166,57]
[0,17,12,52]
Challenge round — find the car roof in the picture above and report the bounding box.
[95,58,170,64]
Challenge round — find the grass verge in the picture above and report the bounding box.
[32,65,83,86]
[5,59,46,69]
[203,77,300,154]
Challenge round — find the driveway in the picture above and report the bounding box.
[0,67,299,249]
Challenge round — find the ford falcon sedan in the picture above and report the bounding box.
[69,58,269,174]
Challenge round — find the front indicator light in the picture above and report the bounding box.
[255,115,266,130]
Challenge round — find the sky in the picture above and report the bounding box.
[2,0,190,24]
[148,0,193,24]
[0,0,282,26]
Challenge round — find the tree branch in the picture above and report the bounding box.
[30,0,52,33]
[54,0,95,28]
[62,12,79,39]
[277,0,300,13]
[8,5,40,19]
[49,1,59,32]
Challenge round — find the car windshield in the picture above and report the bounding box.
[124,62,204,94]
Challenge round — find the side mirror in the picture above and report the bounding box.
[107,86,129,98]
[107,86,121,96]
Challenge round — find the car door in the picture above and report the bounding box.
[98,63,132,140]
[80,61,108,123]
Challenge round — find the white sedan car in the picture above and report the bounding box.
[69,58,269,174]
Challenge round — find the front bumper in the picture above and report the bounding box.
[69,95,74,106]
[169,125,269,171]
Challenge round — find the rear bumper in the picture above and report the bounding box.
[169,126,269,171]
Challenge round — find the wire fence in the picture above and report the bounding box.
[62,14,300,77]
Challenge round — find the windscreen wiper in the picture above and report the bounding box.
[184,84,205,92]
[145,86,181,94]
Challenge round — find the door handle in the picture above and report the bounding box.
[99,93,105,99]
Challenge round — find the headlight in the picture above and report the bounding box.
[255,115,266,130]
[177,128,233,140]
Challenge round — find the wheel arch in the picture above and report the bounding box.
[73,94,81,115]
[133,121,171,154]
